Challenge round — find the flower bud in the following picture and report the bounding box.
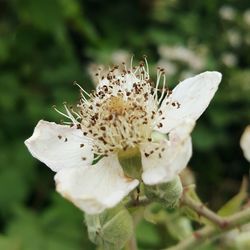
[85,205,133,250]
[144,176,183,208]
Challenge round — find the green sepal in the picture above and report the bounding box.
[144,176,183,208]
[85,205,133,250]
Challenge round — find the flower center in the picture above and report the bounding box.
[81,87,156,155]
[105,96,128,116]
[54,60,177,157]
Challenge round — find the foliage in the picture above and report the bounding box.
[0,0,249,249]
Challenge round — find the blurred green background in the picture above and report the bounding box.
[0,0,250,249]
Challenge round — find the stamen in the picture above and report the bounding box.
[158,74,167,104]
[54,59,172,156]
[53,105,72,120]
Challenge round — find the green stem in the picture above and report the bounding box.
[164,207,250,250]
[124,234,138,250]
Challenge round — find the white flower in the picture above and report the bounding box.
[158,45,205,71]
[227,30,242,48]
[157,59,177,76]
[219,6,236,21]
[25,61,222,214]
[243,10,250,26]
[221,53,238,67]
[240,125,250,162]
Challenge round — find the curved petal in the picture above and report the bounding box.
[25,120,93,172]
[156,71,222,133]
[140,133,192,185]
[240,125,250,162]
[55,154,139,214]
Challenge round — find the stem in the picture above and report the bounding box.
[164,207,250,250]
[180,192,226,228]
[125,234,138,250]
[126,197,151,208]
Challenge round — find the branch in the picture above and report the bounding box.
[164,207,250,250]
[180,192,227,228]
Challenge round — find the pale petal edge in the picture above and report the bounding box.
[54,154,139,214]
[25,120,93,172]
[240,125,250,162]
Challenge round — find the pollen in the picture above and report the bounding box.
[54,59,179,156]
[105,96,128,116]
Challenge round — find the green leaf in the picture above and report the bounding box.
[166,217,193,241]
[0,235,21,250]
[144,203,169,224]
[15,0,64,33]
[136,220,161,247]
[6,198,94,250]
[218,177,248,217]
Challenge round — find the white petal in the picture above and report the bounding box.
[157,71,222,133]
[55,154,139,214]
[140,134,192,185]
[240,125,250,162]
[168,119,195,141]
[25,120,93,172]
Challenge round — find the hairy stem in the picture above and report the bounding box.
[125,234,138,250]
[180,192,226,228]
[165,207,250,250]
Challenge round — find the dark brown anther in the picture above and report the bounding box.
[157,123,163,128]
